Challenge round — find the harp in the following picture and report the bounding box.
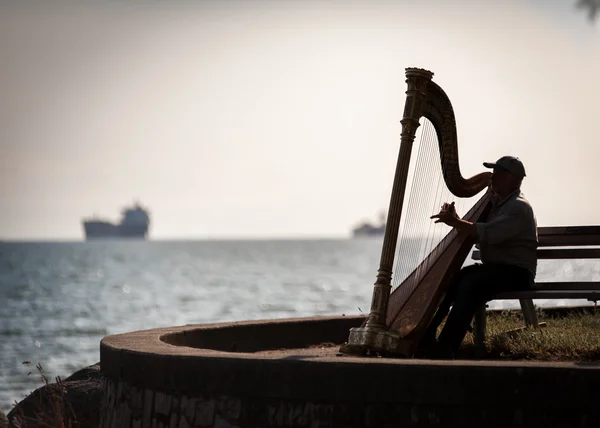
[344,68,493,357]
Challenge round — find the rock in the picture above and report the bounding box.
[7,363,103,428]
[0,409,8,428]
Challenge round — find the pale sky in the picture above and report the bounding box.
[1,0,598,240]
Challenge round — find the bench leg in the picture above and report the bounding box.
[473,303,487,358]
[519,298,539,327]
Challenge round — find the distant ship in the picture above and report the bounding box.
[82,202,150,240]
[352,212,386,238]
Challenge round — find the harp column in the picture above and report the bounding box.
[367,68,434,328]
[344,68,434,354]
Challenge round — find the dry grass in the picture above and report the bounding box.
[459,307,600,362]
[10,363,77,428]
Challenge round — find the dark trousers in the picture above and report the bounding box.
[424,263,533,355]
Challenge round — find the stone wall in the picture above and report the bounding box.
[99,375,599,428]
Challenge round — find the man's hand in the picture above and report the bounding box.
[430,201,478,238]
[430,202,460,226]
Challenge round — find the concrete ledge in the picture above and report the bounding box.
[100,315,600,407]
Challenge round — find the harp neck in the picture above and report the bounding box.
[403,68,492,197]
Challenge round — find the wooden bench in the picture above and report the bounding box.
[471,225,600,353]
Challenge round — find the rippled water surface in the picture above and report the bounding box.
[1,239,598,412]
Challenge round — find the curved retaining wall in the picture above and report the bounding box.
[100,315,600,428]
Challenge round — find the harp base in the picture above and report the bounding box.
[341,326,414,357]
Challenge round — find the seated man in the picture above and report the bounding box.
[425,155,538,357]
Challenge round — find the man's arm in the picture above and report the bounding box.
[432,201,531,246]
[448,218,478,238]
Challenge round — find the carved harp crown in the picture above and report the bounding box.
[344,68,492,357]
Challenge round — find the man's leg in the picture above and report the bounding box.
[420,264,482,345]
[437,264,531,355]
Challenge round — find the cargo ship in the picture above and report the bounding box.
[82,202,150,240]
[352,212,386,238]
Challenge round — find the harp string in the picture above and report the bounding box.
[393,119,442,290]
[395,119,431,288]
[393,121,424,282]
[419,155,472,282]
[390,118,477,299]
[418,120,445,274]
[393,119,436,287]
[415,121,451,284]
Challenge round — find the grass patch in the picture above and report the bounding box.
[458,306,600,362]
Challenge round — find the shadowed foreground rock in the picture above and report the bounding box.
[7,364,103,428]
[0,409,8,428]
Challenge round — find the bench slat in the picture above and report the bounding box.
[538,225,600,246]
[539,236,600,246]
[491,282,600,301]
[533,281,600,290]
[493,290,600,300]
[471,248,600,260]
[538,225,600,236]
[535,248,600,259]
